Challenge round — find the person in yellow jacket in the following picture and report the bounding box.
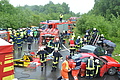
[59,13,63,22]
[57,56,71,80]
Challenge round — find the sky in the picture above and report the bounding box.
[9,0,95,14]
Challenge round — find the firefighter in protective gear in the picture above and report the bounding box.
[94,59,101,77]
[57,56,71,80]
[10,31,16,45]
[54,38,61,50]
[27,35,33,50]
[71,54,81,80]
[86,56,95,79]
[84,32,90,42]
[79,38,83,48]
[20,29,24,39]
[16,34,23,51]
[51,48,63,72]
[46,38,54,54]
[83,38,88,46]
[75,36,80,50]
[37,47,49,71]
[69,37,76,56]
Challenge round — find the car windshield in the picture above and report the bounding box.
[80,49,93,53]
[72,54,82,60]
[81,45,96,52]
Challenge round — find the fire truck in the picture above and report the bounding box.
[0,31,10,42]
[39,20,73,46]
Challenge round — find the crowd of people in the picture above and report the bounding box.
[8,28,40,51]
[6,26,115,80]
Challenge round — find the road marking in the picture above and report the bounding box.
[62,44,70,52]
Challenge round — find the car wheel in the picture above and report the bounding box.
[108,67,117,75]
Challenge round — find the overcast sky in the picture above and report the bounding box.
[9,0,95,14]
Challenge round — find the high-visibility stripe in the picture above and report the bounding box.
[3,65,14,72]
[4,60,13,64]
[5,57,13,60]
[2,74,14,80]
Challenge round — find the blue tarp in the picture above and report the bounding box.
[103,40,116,47]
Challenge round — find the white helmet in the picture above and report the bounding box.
[77,36,80,39]
[93,28,96,30]
[86,33,88,35]
[54,48,58,51]
[9,39,13,42]
[90,56,94,60]
[95,59,99,64]
[80,38,83,41]
[56,38,59,41]
[101,34,104,37]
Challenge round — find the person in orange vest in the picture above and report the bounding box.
[57,56,71,80]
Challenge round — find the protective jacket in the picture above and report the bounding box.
[86,59,95,78]
[61,60,71,79]
[37,50,49,63]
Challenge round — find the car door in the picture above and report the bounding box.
[99,59,107,77]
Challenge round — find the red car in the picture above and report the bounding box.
[68,53,120,77]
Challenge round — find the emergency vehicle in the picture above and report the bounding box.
[0,31,10,42]
[39,20,73,46]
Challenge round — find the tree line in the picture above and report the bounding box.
[75,0,120,42]
[0,0,80,29]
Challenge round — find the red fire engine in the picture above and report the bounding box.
[39,21,72,46]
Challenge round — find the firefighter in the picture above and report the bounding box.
[86,56,95,79]
[16,29,20,36]
[83,38,88,46]
[57,56,71,80]
[10,31,16,45]
[20,29,24,40]
[94,59,101,77]
[79,38,83,48]
[84,32,90,41]
[75,36,80,49]
[46,39,54,54]
[92,28,98,33]
[27,35,33,50]
[69,37,76,56]
[71,54,81,80]
[37,47,49,71]
[99,34,105,47]
[16,34,23,51]
[54,38,61,50]
[59,13,63,22]
[51,48,63,72]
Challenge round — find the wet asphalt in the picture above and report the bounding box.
[14,41,120,80]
